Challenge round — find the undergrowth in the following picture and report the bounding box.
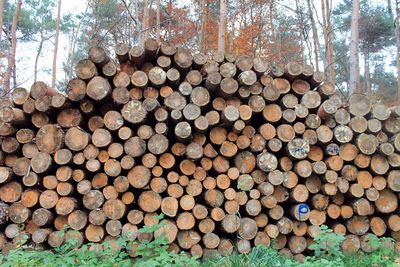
[0,216,398,267]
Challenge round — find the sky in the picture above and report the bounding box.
[15,0,87,89]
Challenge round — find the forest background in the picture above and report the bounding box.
[1,0,399,105]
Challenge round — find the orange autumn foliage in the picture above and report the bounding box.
[202,17,219,53]
[232,24,261,56]
[146,4,197,47]
[142,0,303,66]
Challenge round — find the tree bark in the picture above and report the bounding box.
[349,0,360,95]
[321,0,335,85]
[3,0,22,97]
[156,0,160,42]
[295,0,306,62]
[12,62,17,89]
[135,0,142,45]
[66,4,88,81]
[269,1,275,41]
[34,32,45,83]
[52,0,62,89]
[388,0,393,19]
[0,0,4,45]
[199,0,207,53]
[141,0,150,47]
[363,50,371,93]
[218,0,227,53]
[307,0,320,71]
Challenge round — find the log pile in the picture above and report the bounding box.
[0,39,400,260]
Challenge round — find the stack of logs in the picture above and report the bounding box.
[0,38,400,260]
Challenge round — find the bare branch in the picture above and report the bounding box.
[275,1,309,16]
[141,18,173,33]
[120,0,138,26]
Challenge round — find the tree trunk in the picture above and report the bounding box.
[135,0,142,45]
[396,0,400,100]
[388,0,393,19]
[363,51,371,94]
[321,0,327,67]
[52,0,62,89]
[141,0,150,47]
[66,3,88,81]
[229,12,236,52]
[13,61,17,89]
[349,0,360,95]
[167,0,172,40]
[0,0,4,45]
[156,0,160,42]
[307,0,320,71]
[217,0,227,53]
[3,0,22,97]
[295,0,305,62]
[321,0,335,85]
[325,0,335,84]
[270,1,275,37]
[199,0,207,53]
[67,24,82,81]
[34,32,45,83]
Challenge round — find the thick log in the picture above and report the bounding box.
[115,43,129,62]
[148,66,167,87]
[236,55,253,72]
[177,230,200,250]
[349,94,371,116]
[317,99,337,119]
[174,48,193,71]
[12,87,30,106]
[287,138,310,159]
[284,62,302,80]
[0,107,25,124]
[375,189,398,213]
[388,170,400,192]
[262,82,280,102]
[86,76,111,101]
[317,82,335,96]
[89,46,109,66]
[121,100,147,124]
[36,124,63,154]
[65,127,89,151]
[238,218,257,240]
[0,167,13,184]
[357,133,378,155]
[30,81,52,99]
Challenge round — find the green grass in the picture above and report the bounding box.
[0,218,398,267]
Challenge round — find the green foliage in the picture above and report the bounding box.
[3,1,37,43]
[202,225,399,267]
[359,2,394,53]
[308,225,345,259]
[0,214,199,267]
[333,0,394,52]
[202,245,290,267]
[332,0,396,97]
[2,0,73,44]
[342,235,396,267]
[291,226,397,267]
[293,225,345,267]
[131,214,199,267]
[0,223,399,267]
[59,0,134,90]
[370,63,398,100]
